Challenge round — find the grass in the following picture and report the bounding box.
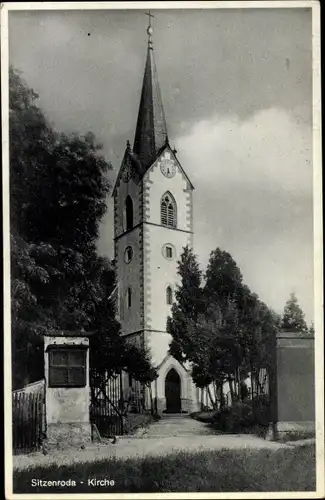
[277,431,316,443]
[13,444,316,493]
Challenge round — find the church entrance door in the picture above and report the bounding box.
[165,368,181,413]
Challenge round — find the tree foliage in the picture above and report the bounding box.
[167,246,280,408]
[308,322,315,337]
[168,246,204,363]
[281,292,309,333]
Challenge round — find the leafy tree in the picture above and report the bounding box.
[167,246,279,408]
[236,286,279,397]
[167,247,245,407]
[10,66,63,387]
[308,322,315,337]
[10,66,155,389]
[89,261,157,386]
[122,344,158,414]
[281,292,308,333]
[167,246,204,363]
[204,250,246,402]
[204,248,243,306]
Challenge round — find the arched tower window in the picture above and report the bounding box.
[161,192,177,228]
[166,286,173,305]
[125,196,134,230]
[127,287,132,308]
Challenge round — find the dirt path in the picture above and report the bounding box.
[135,414,215,437]
[13,415,291,470]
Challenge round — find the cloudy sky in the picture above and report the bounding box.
[9,6,314,323]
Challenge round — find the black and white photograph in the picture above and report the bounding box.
[2,1,323,498]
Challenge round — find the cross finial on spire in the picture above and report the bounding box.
[145,10,155,27]
[133,10,167,168]
[145,10,155,48]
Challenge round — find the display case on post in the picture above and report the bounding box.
[44,331,93,449]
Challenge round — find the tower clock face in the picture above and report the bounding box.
[122,161,133,182]
[160,159,176,178]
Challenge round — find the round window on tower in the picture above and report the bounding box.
[124,246,133,264]
[162,243,175,260]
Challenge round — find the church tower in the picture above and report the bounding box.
[113,17,199,413]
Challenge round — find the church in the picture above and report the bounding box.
[112,19,200,414]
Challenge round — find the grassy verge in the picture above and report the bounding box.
[277,431,316,442]
[125,412,156,434]
[13,444,315,493]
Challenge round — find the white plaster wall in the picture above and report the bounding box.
[142,146,193,335]
[145,330,172,367]
[144,223,191,333]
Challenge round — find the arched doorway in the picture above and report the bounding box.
[165,368,181,413]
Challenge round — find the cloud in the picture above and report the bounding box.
[175,107,313,322]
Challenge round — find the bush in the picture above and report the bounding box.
[252,395,271,427]
[233,401,255,429]
[212,406,234,432]
[211,397,270,433]
[190,411,217,424]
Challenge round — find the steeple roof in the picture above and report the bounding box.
[133,25,168,170]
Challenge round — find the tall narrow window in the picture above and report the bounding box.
[127,287,132,308]
[125,196,134,230]
[166,286,173,305]
[166,246,173,259]
[161,192,177,228]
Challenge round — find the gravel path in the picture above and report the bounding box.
[13,415,290,471]
[135,414,216,437]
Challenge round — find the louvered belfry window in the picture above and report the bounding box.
[161,192,176,228]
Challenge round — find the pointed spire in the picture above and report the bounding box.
[133,14,168,170]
